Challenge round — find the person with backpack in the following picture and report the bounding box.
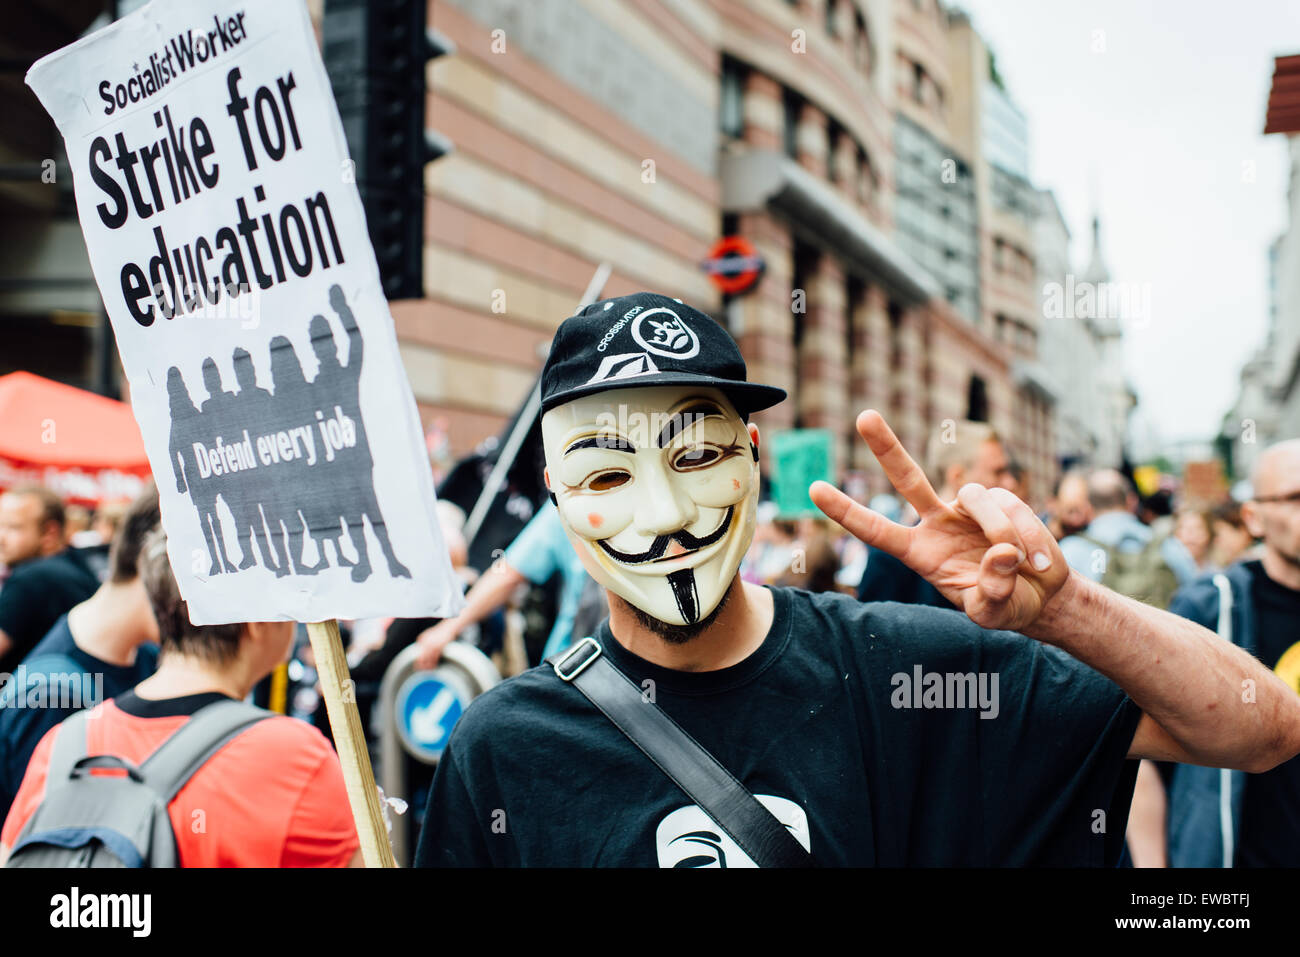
[0,482,162,825]
[1059,469,1198,610]
[0,527,360,867]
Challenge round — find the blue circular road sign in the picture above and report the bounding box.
[395,670,471,762]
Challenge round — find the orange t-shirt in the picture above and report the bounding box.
[2,691,359,867]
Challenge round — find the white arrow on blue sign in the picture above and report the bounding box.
[396,672,468,760]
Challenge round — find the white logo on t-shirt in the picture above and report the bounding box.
[655,795,810,868]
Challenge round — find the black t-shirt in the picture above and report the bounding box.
[1236,560,1300,867]
[0,549,99,675]
[415,586,1142,866]
[0,615,158,822]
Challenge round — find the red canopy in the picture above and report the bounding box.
[0,371,151,506]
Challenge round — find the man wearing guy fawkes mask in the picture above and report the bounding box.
[540,383,762,642]
[416,292,1300,868]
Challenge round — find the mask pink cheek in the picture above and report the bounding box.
[560,498,632,541]
[690,462,754,509]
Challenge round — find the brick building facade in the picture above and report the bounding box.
[406,0,1063,502]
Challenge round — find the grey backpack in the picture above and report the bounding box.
[6,699,269,868]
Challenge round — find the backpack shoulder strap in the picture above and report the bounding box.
[141,699,271,803]
[45,709,93,787]
[547,638,812,868]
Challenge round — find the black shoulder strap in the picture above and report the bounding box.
[140,699,271,802]
[547,638,812,868]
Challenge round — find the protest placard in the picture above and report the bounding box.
[770,429,835,519]
[26,0,464,627]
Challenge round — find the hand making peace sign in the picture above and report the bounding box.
[811,411,1071,632]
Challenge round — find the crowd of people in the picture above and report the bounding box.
[0,409,1296,866]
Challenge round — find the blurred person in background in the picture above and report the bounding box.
[0,482,161,823]
[1173,508,1215,573]
[0,486,99,674]
[413,501,590,670]
[63,506,91,545]
[1137,485,1178,537]
[1059,470,1197,606]
[774,517,842,594]
[742,508,800,585]
[1006,460,1027,505]
[1047,469,1093,541]
[1156,439,1300,867]
[1062,471,1205,867]
[857,421,1015,608]
[89,501,129,548]
[1210,501,1256,569]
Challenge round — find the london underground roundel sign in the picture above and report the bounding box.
[702,236,765,295]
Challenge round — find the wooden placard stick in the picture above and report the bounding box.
[306,619,396,868]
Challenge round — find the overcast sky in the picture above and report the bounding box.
[957,0,1299,448]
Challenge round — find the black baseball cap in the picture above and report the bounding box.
[540,292,787,416]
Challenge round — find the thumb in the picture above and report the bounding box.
[976,542,1023,606]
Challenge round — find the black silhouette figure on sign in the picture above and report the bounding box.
[167,366,236,575]
[163,284,410,583]
[262,336,314,576]
[230,348,282,573]
[312,285,411,581]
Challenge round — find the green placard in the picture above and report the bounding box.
[770,429,834,518]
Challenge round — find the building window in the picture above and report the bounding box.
[912,62,925,104]
[826,0,839,37]
[827,121,842,183]
[792,243,816,430]
[782,88,802,160]
[967,375,989,423]
[846,275,863,374]
[720,58,746,138]
[856,146,873,207]
[853,10,871,73]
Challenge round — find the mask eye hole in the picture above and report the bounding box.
[586,470,631,492]
[672,446,722,471]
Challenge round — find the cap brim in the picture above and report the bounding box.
[542,372,787,416]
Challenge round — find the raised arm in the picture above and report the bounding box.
[811,410,1300,774]
[328,283,362,369]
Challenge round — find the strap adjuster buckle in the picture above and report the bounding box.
[553,637,602,682]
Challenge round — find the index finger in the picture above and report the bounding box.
[856,410,945,518]
[810,481,912,557]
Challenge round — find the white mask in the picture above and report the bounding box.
[541,385,759,627]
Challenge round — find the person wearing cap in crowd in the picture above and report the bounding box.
[416,292,1300,867]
